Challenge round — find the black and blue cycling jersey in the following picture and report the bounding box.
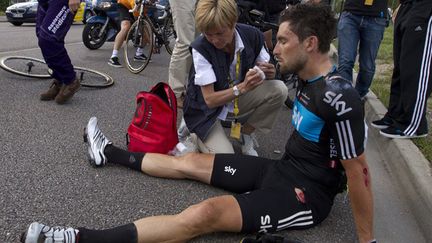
[281,67,366,189]
[209,67,367,233]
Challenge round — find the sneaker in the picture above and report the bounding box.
[108,56,122,67]
[40,80,62,101]
[134,53,151,62]
[21,222,78,243]
[54,78,81,104]
[241,134,258,156]
[83,117,112,167]
[371,116,393,129]
[380,126,428,139]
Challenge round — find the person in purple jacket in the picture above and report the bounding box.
[37,0,81,104]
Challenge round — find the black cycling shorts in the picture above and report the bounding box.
[118,4,134,22]
[210,154,335,233]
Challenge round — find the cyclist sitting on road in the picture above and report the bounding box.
[183,0,287,156]
[108,0,150,67]
[21,3,376,243]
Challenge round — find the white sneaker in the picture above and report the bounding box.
[83,117,112,167]
[21,222,78,243]
[241,134,258,156]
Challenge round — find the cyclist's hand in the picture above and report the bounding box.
[68,0,80,13]
[257,62,276,80]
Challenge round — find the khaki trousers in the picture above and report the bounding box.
[168,0,198,98]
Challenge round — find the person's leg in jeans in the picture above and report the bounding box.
[355,16,386,98]
[337,12,360,82]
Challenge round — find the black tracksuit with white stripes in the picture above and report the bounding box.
[386,0,432,135]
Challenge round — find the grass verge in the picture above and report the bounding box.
[371,25,432,162]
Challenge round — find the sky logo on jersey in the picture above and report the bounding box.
[292,106,304,130]
[292,100,324,142]
[224,166,237,175]
[323,91,352,116]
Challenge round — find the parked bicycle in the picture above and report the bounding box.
[124,0,176,74]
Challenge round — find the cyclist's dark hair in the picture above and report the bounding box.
[279,3,336,53]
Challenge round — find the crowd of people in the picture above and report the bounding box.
[22,0,432,242]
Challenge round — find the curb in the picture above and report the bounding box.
[365,91,432,242]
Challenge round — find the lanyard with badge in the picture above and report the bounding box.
[230,51,242,140]
[364,0,373,6]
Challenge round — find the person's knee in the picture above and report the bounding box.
[267,81,288,103]
[38,31,57,47]
[120,21,131,32]
[38,31,61,57]
[178,199,222,234]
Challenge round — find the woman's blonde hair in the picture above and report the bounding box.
[195,0,238,33]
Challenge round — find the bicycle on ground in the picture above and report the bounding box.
[0,56,114,88]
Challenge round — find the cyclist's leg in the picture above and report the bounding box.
[111,4,133,62]
[72,195,243,242]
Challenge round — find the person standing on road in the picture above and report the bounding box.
[337,0,388,99]
[371,0,432,139]
[37,0,81,104]
[167,0,198,108]
[108,0,150,67]
[21,3,376,243]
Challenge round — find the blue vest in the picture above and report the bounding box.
[183,23,264,140]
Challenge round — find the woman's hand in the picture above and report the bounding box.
[238,68,265,94]
[257,62,276,80]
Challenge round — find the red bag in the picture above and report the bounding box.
[127,82,178,154]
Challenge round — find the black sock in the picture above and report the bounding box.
[78,223,138,243]
[104,145,144,172]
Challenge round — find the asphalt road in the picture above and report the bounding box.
[0,22,426,243]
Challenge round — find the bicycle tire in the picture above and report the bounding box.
[162,16,176,55]
[124,19,154,74]
[48,67,114,88]
[0,56,51,78]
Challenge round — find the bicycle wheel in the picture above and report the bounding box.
[0,56,51,78]
[162,16,176,55]
[48,67,114,88]
[124,19,154,74]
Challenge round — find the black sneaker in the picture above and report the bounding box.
[380,126,428,139]
[134,53,151,62]
[108,56,122,68]
[371,116,393,129]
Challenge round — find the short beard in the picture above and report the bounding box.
[279,55,307,75]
